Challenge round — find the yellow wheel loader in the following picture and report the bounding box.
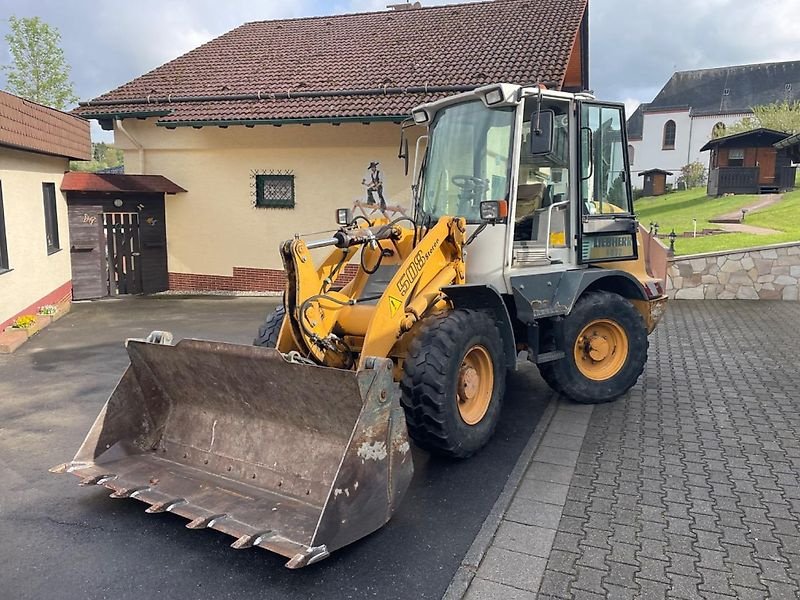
[53,83,667,568]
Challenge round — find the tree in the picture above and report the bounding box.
[2,16,78,110]
[678,161,707,189]
[70,142,124,172]
[726,100,800,136]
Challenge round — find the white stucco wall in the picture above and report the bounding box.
[113,119,424,274]
[0,147,72,325]
[686,112,751,171]
[629,109,690,187]
[630,110,752,189]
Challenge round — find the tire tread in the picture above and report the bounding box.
[400,309,505,458]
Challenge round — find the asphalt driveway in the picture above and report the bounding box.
[0,296,550,600]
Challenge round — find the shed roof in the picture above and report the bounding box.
[74,0,588,126]
[774,131,800,162]
[0,90,91,160]
[61,173,186,194]
[699,128,790,152]
[638,169,673,176]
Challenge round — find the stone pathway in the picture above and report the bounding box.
[711,193,783,223]
[456,299,800,599]
[714,222,780,235]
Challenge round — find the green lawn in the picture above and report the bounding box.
[634,187,800,255]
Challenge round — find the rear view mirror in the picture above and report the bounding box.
[529,109,554,155]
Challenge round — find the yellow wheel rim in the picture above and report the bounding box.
[457,345,494,425]
[573,319,629,381]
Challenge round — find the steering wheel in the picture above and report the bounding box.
[451,175,489,192]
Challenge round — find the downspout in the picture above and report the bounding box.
[115,118,145,174]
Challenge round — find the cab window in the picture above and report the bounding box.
[580,104,632,215]
[513,98,570,244]
[420,101,515,223]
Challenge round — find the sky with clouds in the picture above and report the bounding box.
[1,0,798,141]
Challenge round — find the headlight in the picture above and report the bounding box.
[480,200,508,221]
[484,88,504,106]
[335,208,352,226]
[412,109,429,125]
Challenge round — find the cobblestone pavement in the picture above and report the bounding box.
[540,300,800,600]
[464,300,800,599]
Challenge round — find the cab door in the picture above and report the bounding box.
[577,102,638,263]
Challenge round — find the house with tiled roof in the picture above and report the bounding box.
[73,0,588,293]
[627,60,800,190]
[0,90,90,342]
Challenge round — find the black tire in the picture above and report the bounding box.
[538,291,647,404]
[400,309,506,458]
[253,304,285,347]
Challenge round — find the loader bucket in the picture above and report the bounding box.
[51,334,413,568]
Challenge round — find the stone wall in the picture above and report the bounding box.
[667,242,800,300]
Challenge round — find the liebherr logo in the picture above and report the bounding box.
[396,238,442,296]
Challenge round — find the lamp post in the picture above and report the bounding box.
[668,229,677,256]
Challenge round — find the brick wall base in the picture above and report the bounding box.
[169,265,359,292]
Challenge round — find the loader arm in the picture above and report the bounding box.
[279,215,467,370]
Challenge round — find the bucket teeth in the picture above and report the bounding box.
[186,514,228,529]
[286,545,330,569]
[110,486,150,499]
[79,474,116,486]
[231,531,273,550]
[145,498,187,513]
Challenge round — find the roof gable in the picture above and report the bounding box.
[0,91,91,160]
[75,0,588,125]
[626,103,646,139]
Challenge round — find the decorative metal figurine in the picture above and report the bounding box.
[362,161,387,210]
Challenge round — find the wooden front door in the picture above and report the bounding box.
[756,148,777,185]
[104,212,143,295]
[69,205,106,300]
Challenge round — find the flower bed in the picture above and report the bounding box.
[0,301,71,353]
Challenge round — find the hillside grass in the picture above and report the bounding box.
[634,187,800,255]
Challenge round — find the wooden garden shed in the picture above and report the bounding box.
[701,128,797,196]
[638,169,672,196]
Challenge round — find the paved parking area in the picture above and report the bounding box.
[464,300,800,599]
[6,297,800,599]
[0,296,549,600]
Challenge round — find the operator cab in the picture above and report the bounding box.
[410,83,638,294]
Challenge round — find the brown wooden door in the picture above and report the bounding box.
[104,212,143,295]
[136,198,169,294]
[68,205,106,300]
[756,148,777,185]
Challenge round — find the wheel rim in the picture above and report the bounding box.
[457,345,494,425]
[573,319,629,381]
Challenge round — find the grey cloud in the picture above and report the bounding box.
[591,0,800,107]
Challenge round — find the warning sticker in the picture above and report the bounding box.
[388,296,403,317]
